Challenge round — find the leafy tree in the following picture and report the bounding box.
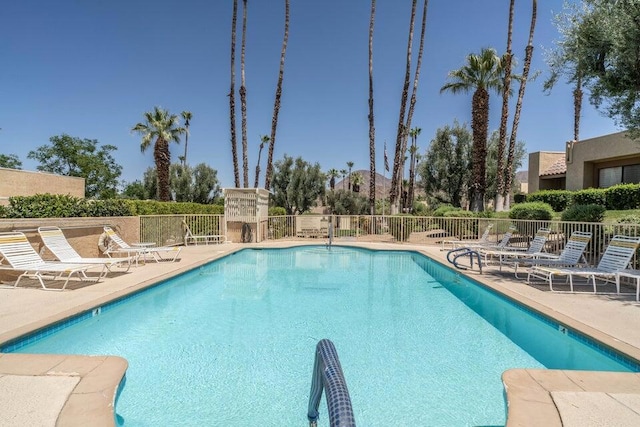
[441,48,504,211]
[327,189,369,215]
[132,106,186,201]
[327,168,339,191]
[191,163,221,204]
[27,134,122,199]
[418,122,472,208]
[351,171,364,193]
[548,1,640,138]
[0,153,22,169]
[120,180,148,200]
[270,155,325,215]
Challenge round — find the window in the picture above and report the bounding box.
[599,164,640,188]
[599,167,622,188]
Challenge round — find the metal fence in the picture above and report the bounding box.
[139,214,640,268]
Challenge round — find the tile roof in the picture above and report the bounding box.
[540,158,567,177]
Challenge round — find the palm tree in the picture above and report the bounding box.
[181,111,192,167]
[368,0,377,214]
[441,48,503,212]
[504,0,537,211]
[346,161,354,191]
[229,0,240,187]
[328,168,339,191]
[240,0,249,187]
[264,0,290,190]
[398,0,429,209]
[351,172,364,193]
[495,0,515,212]
[132,106,186,202]
[340,169,348,190]
[254,135,270,188]
[407,127,421,211]
[390,0,417,213]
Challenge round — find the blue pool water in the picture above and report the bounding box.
[5,246,638,426]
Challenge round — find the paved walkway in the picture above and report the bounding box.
[1,241,640,426]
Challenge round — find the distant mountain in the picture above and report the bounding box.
[335,169,410,199]
[516,170,527,184]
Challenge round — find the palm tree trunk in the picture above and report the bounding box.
[254,143,264,188]
[471,89,489,212]
[264,0,290,190]
[155,138,172,201]
[401,0,428,211]
[408,141,417,211]
[495,0,515,212]
[182,131,188,167]
[390,0,417,213]
[504,0,537,211]
[229,0,240,188]
[574,72,582,142]
[368,0,377,215]
[240,0,249,187]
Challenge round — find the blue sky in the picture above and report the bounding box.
[0,0,620,189]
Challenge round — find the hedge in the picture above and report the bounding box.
[526,190,572,212]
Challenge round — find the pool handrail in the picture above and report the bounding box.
[307,339,356,427]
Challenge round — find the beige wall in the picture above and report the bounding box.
[566,132,640,190]
[528,151,564,193]
[0,168,85,205]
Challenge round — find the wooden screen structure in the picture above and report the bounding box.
[223,188,270,243]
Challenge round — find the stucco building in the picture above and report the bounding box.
[528,132,640,193]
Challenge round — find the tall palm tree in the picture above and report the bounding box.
[180,111,192,167]
[573,71,582,142]
[340,169,347,190]
[132,106,186,202]
[399,0,429,207]
[328,168,339,191]
[368,0,377,215]
[495,0,515,212]
[389,0,417,213]
[264,0,290,190]
[254,135,270,188]
[351,172,364,193]
[407,127,421,211]
[441,48,503,212]
[504,0,537,211]
[346,161,354,191]
[229,0,240,187]
[240,0,249,187]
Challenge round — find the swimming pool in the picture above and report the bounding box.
[4,246,638,426]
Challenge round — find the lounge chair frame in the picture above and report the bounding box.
[102,227,182,263]
[0,232,102,291]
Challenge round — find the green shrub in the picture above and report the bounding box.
[508,202,554,221]
[572,188,606,207]
[561,204,606,222]
[268,206,287,216]
[388,215,414,241]
[125,200,223,215]
[526,190,572,212]
[441,210,477,237]
[513,193,526,204]
[432,204,457,217]
[605,183,640,210]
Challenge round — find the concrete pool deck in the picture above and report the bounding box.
[1,241,640,426]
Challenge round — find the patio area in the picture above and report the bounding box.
[1,242,640,426]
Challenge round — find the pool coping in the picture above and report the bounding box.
[2,242,640,425]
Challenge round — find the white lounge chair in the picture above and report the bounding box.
[527,234,640,292]
[102,226,182,263]
[182,220,225,245]
[480,227,551,270]
[440,223,493,250]
[0,231,102,290]
[498,230,592,278]
[462,225,518,251]
[38,226,133,276]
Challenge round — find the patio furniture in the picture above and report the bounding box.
[38,226,133,276]
[0,231,102,290]
[182,220,225,245]
[527,235,640,293]
[441,223,494,250]
[480,227,551,272]
[102,227,182,263]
